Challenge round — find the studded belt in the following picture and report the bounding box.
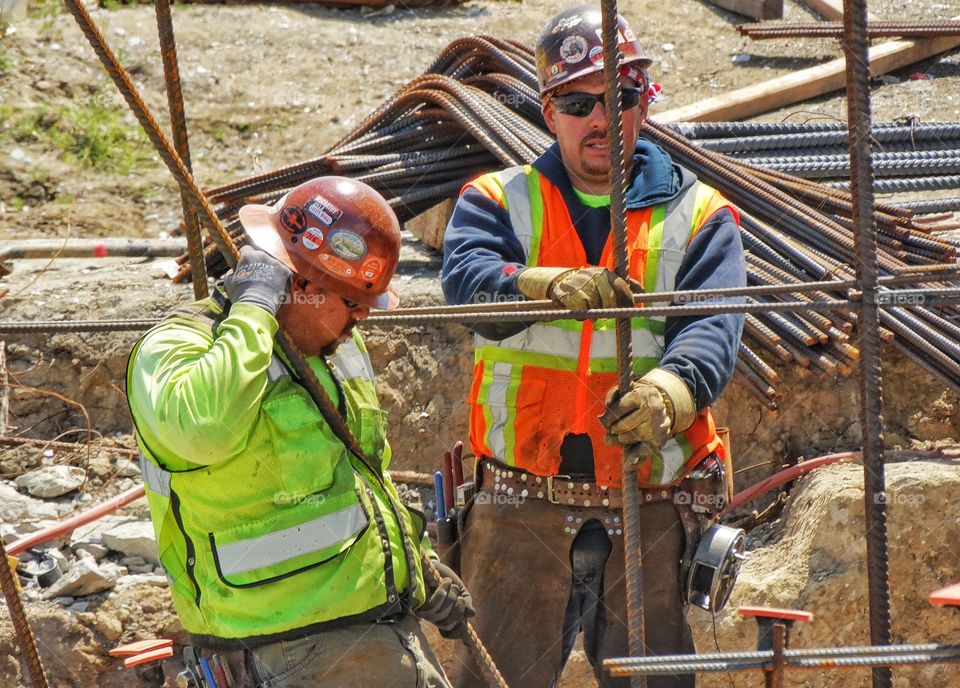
[478,459,675,509]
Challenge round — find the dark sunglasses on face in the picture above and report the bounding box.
[342,296,360,310]
[550,87,644,118]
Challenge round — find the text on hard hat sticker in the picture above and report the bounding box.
[329,230,368,261]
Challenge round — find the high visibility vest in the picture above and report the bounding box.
[466,165,736,488]
[127,298,428,644]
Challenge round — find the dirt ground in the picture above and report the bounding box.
[2,0,960,686]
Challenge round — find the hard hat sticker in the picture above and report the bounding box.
[320,253,356,278]
[302,227,324,250]
[305,196,344,227]
[280,206,307,234]
[560,35,588,64]
[329,230,368,261]
[361,256,385,280]
[588,46,603,64]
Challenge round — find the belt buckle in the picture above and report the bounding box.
[546,474,571,505]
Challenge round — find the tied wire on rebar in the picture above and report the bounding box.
[842,1,894,686]
[60,1,508,683]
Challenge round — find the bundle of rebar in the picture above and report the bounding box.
[670,121,960,195]
[180,36,960,411]
[738,20,960,40]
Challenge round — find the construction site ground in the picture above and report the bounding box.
[2,0,960,686]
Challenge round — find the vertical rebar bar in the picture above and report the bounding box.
[155,0,208,299]
[842,2,893,686]
[0,538,48,688]
[600,1,646,686]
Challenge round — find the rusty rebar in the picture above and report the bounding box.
[842,2,893,686]
[0,538,48,688]
[739,20,960,40]
[155,0,207,299]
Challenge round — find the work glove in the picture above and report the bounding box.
[223,245,293,317]
[599,368,696,460]
[417,561,475,639]
[516,266,634,311]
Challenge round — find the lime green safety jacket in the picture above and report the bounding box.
[126,294,429,646]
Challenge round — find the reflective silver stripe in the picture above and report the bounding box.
[477,322,580,359]
[139,454,171,498]
[328,339,374,382]
[216,502,368,576]
[656,183,700,295]
[266,355,289,383]
[591,328,670,360]
[485,361,513,461]
[658,438,688,483]
[647,183,702,350]
[499,165,534,259]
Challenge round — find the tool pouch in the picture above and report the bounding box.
[675,451,728,597]
[197,646,255,688]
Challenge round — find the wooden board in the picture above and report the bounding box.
[801,0,877,22]
[708,0,783,21]
[653,25,960,123]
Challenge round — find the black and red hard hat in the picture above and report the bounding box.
[238,177,401,310]
[535,4,652,97]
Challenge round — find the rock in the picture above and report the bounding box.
[94,611,123,641]
[72,541,109,561]
[52,596,75,606]
[0,482,63,521]
[15,465,86,498]
[114,573,168,590]
[43,556,119,599]
[101,520,159,564]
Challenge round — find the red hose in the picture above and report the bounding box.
[7,485,146,556]
[722,452,859,515]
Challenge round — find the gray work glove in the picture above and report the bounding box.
[417,561,475,639]
[223,245,293,317]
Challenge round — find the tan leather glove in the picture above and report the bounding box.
[599,369,696,456]
[517,267,634,310]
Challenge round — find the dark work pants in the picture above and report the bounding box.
[451,497,695,688]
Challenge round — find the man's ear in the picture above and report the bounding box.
[542,99,558,135]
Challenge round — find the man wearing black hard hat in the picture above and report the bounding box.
[442,5,746,687]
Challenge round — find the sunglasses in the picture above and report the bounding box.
[550,87,644,118]
[342,296,360,310]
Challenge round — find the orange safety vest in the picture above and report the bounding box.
[464,164,737,488]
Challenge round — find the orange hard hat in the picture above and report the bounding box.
[238,177,401,310]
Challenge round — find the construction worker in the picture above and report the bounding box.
[127,177,473,688]
[441,5,745,687]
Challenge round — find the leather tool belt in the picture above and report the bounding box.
[478,459,675,509]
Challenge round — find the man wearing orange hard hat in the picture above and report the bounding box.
[128,177,472,687]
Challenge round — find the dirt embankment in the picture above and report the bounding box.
[3,0,960,686]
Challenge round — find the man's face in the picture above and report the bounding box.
[542,71,648,195]
[278,279,370,357]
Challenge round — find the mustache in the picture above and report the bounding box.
[581,132,607,146]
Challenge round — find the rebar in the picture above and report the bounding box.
[0,538,48,688]
[842,2,893,686]
[739,20,960,40]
